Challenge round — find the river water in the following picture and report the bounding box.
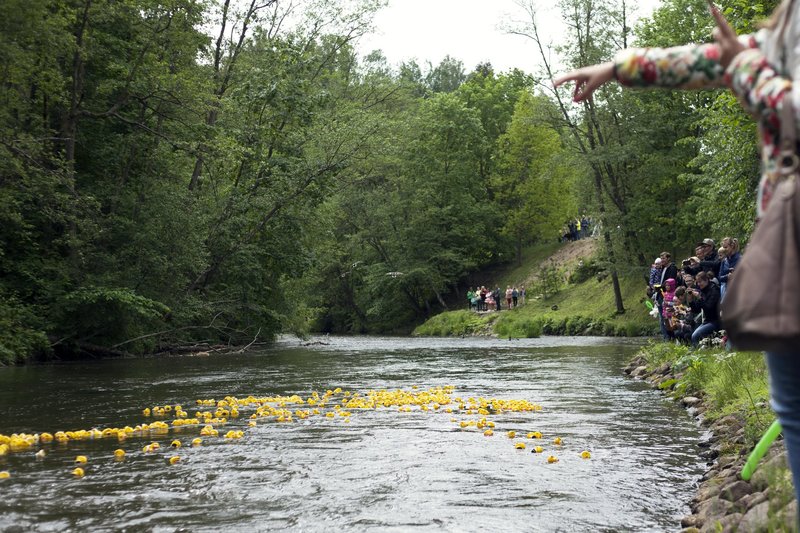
[0,336,704,532]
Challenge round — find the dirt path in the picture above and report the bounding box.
[522,238,597,286]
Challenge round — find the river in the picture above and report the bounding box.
[0,336,704,532]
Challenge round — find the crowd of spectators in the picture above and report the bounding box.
[647,237,741,346]
[467,286,526,312]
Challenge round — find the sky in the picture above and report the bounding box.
[357,0,662,75]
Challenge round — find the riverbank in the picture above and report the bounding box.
[414,240,656,338]
[626,342,797,532]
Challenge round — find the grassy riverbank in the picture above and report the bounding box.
[414,239,656,338]
[630,342,797,530]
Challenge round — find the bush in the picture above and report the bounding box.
[413,310,492,336]
[494,314,542,338]
[570,259,604,284]
[0,297,49,364]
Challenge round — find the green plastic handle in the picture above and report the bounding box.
[741,420,782,481]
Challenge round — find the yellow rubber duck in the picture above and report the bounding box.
[507,431,516,439]
[547,455,559,463]
[114,449,126,459]
[0,471,10,479]
[580,450,592,459]
[72,467,85,477]
[170,440,181,448]
[39,432,54,443]
[169,456,181,465]
[553,437,562,445]
[514,442,526,450]
[532,446,544,454]
[483,429,494,437]
[191,438,202,447]
[74,455,88,464]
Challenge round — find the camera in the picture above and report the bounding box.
[682,259,691,266]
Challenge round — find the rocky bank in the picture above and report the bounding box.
[623,355,798,532]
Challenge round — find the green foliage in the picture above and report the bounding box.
[493,314,542,338]
[0,297,49,365]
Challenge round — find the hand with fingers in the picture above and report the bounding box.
[707,2,745,68]
[553,62,615,103]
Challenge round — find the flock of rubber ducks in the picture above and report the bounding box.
[0,385,591,480]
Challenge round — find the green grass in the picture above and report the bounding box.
[638,341,772,449]
[412,310,495,336]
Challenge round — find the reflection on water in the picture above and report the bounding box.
[0,336,702,532]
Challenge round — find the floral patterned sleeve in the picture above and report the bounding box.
[613,34,761,89]
[724,49,792,119]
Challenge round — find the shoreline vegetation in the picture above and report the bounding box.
[414,239,656,339]
[627,342,797,531]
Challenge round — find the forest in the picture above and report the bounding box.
[0,0,777,363]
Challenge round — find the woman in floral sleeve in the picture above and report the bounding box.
[555,0,800,509]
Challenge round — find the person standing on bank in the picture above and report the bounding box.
[555,0,800,509]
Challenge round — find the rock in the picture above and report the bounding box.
[735,491,768,513]
[680,528,701,533]
[681,515,701,528]
[750,452,790,492]
[717,455,737,469]
[694,484,721,503]
[777,500,797,531]
[737,501,770,532]
[701,512,742,532]
[631,365,648,377]
[700,447,720,460]
[710,415,743,434]
[683,396,703,407]
[719,480,753,502]
[656,361,671,375]
[695,496,734,525]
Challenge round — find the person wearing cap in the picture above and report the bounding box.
[696,238,722,278]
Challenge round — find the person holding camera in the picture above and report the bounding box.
[688,271,721,346]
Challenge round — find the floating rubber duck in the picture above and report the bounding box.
[547,456,559,463]
[191,438,202,447]
[114,449,126,459]
[0,471,9,479]
[74,455,87,464]
[507,431,516,439]
[553,437,562,445]
[483,429,494,437]
[39,432,53,443]
[72,467,85,477]
[515,442,526,450]
[169,456,181,465]
[170,440,181,448]
[0,444,7,456]
[580,451,591,459]
[532,446,544,454]
[35,449,46,459]
[527,431,542,439]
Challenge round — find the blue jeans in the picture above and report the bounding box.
[766,352,800,507]
[691,321,719,346]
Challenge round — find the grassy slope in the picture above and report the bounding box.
[415,240,657,337]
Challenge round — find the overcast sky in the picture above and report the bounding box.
[357,0,662,74]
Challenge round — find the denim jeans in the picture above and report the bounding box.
[766,352,800,507]
[691,321,719,346]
